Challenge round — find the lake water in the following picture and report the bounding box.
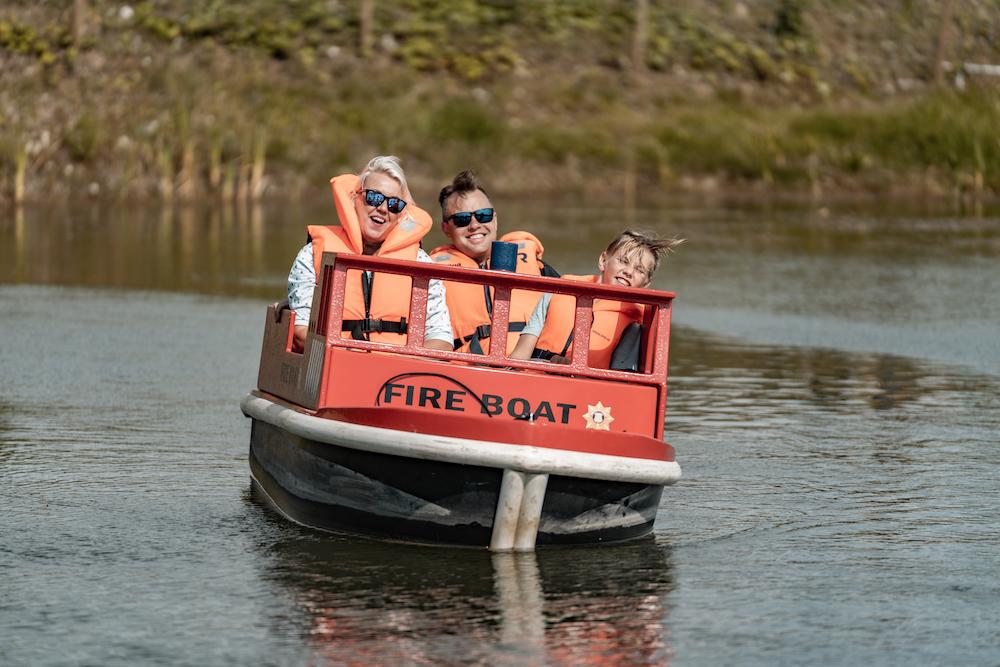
[2,196,998,665]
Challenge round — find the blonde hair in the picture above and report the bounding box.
[359,155,411,199]
[605,228,685,273]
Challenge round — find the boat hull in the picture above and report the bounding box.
[249,418,665,547]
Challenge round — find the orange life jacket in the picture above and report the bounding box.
[307,173,432,344]
[533,275,644,369]
[429,231,546,354]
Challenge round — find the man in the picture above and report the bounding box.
[287,155,453,352]
[509,229,683,368]
[430,169,558,354]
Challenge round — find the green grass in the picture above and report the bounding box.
[2,1,1000,200]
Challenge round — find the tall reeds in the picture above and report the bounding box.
[14,145,27,205]
[250,131,267,200]
[176,138,196,200]
[156,138,174,201]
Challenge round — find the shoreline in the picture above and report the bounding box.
[3,177,998,211]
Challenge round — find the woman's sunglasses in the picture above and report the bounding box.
[362,189,407,214]
[446,208,495,227]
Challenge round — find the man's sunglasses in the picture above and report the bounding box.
[446,208,495,227]
[362,189,407,214]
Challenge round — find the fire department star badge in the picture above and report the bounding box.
[583,402,615,430]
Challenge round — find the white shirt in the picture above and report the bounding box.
[521,292,554,337]
[287,243,454,344]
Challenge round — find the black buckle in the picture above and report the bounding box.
[462,324,492,343]
[341,317,408,334]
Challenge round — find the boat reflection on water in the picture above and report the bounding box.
[496,547,675,666]
[254,504,675,665]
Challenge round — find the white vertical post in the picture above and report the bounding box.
[490,469,525,551]
[514,473,549,552]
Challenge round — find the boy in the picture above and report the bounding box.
[509,229,683,367]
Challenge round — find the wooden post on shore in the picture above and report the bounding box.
[176,138,196,200]
[222,162,235,202]
[973,138,984,202]
[359,0,375,58]
[236,164,249,223]
[808,152,822,200]
[237,163,250,203]
[14,144,27,205]
[15,203,25,270]
[72,0,88,45]
[932,0,955,86]
[157,141,174,202]
[632,0,649,71]
[250,132,266,200]
[208,140,222,193]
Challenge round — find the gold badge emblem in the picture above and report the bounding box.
[583,402,615,430]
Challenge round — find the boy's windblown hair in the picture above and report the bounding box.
[605,229,685,273]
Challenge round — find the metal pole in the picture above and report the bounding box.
[514,473,549,551]
[490,469,525,551]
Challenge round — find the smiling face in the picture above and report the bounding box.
[440,189,498,264]
[598,246,655,289]
[356,171,405,252]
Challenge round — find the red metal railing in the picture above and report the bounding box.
[316,252,675,387]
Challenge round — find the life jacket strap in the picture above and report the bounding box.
[454,322,526,354]
[531,329,572,361]
[342,317,408,340]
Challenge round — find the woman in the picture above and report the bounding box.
[287,155,453,352]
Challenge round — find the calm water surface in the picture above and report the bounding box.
[1,198,998,665]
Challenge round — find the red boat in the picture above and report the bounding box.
[241,252,681,550]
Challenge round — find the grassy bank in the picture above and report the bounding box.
[1,1,999,203]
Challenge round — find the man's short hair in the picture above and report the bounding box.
[438,169,489,217]
[605,229,685,273]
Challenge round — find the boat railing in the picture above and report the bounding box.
[257,252,675,415]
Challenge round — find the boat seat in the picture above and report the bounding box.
[609,322,643,373]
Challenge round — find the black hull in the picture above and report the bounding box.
[249,419,663,548]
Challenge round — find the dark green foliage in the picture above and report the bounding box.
[66,112,101,163]
[865,92,1000,178]
[774,0,809,38]
[133,1,348,56]
[391,0,522,78]
[428,99,506,147]
[518,126,580,163]
[659,90,1000,187]
[0,19,68,66]
[654,107,798,182]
